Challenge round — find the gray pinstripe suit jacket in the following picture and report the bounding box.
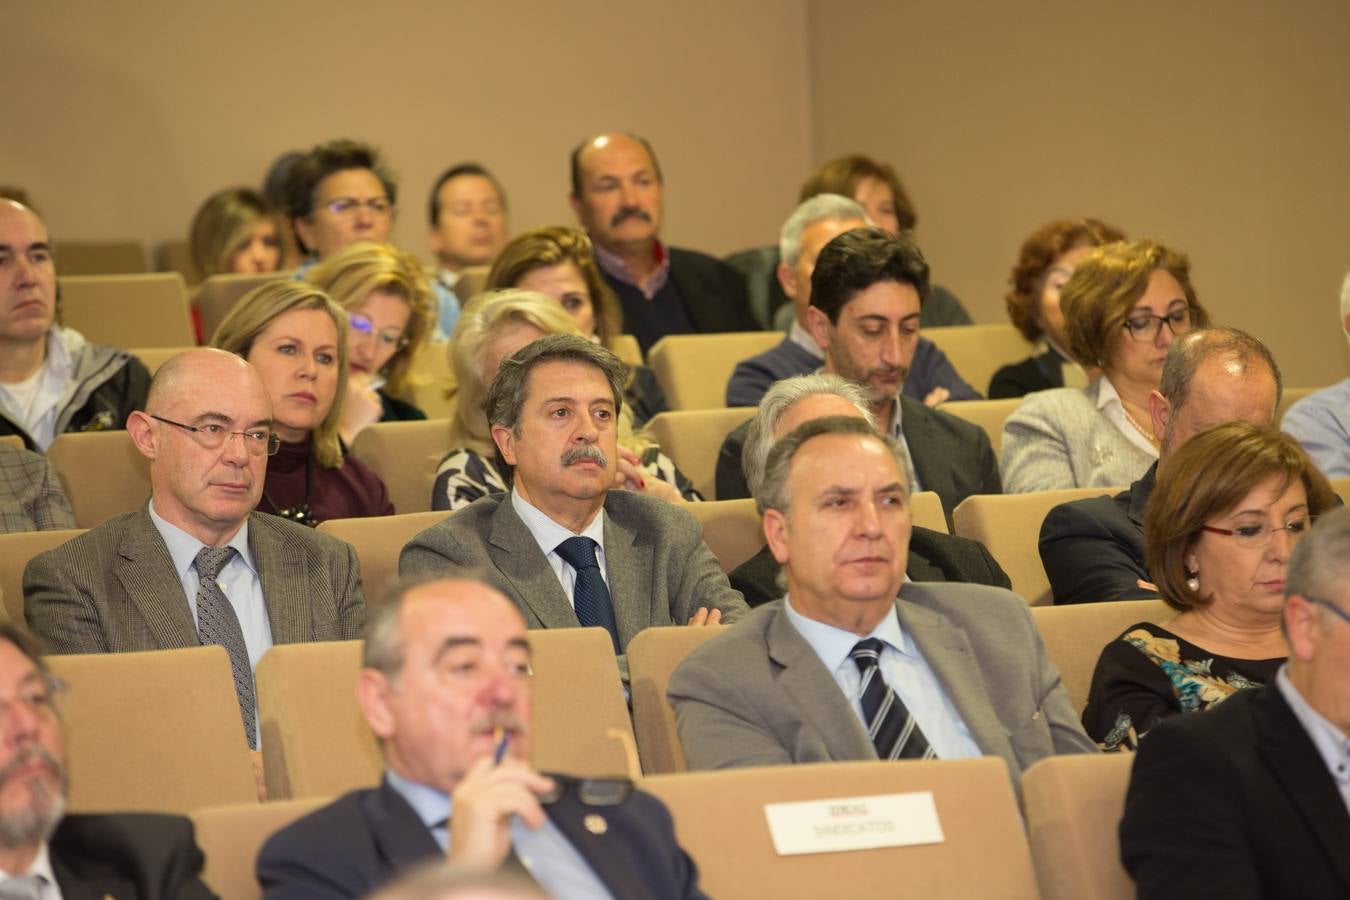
[22,505,366,654]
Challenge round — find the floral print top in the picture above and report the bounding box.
[1081,621,1282,751]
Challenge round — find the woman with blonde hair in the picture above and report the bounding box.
[432,290,696,511]
[211,281,394,524]
[306,241,437,443]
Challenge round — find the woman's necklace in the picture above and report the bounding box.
[1121,404,1160,448]
[262,451,318,527]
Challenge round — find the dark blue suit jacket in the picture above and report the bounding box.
[51,813,215,900]
[257,777,706,900]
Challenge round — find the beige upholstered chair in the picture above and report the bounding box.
[1029,599,1173,713]
[1332,476,1350,507]
[154,239,200,285]
[0,529,84,625]
[191,798,328,900]
[942,397,1023,457]
[403,340,456,419]
[1022,753,1137,900]
[627,625,727,774]
[0,436,22,450]
[910,490,948,534]
[611,333,643,368]
[59,273,193,347]
[316,511,447,605]
[686,498,762,574]
[46,431,151,528]
[643,408,756,500]
[51,241,146,276]
[642,758,1039,899]
[50,646,258,814]
[647,332,782,410]
[128,346,193,375]
[192,272,288,342]
[952,487,1121,605]
[348,419,451,515]
[923,324,1032,397]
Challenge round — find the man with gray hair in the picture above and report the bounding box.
[1282,271,1350,477]
[724,194,978,408]
[668,415,1094,780]
[1040,326,1282,604]
[727,373,1009,606]
[401,335,744,670]
[1120,507,1350,897]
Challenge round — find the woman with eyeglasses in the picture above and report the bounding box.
[306,242,437,445]
[211,281,395,525]
[1000,238,1211,492]
[1082,422,1335,750]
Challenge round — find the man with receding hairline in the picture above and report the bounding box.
[23,348,366,750]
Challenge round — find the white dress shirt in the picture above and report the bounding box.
[0,843,63,899]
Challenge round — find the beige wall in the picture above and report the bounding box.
[807,0,1350,387]
[4,1,810,262]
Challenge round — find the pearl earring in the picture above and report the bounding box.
[1186,573,1200,592]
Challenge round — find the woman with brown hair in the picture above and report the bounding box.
[1082,422,1336,749]
[188,187,283,277]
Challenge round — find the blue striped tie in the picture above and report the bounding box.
[554,536,620,653]
[850,638,936,761]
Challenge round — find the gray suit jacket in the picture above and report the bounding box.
[23,506,367,653]
[399,491,747,651]
[667,582,1095,783]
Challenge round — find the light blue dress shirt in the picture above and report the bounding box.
[0,842,62,899]
[1275,665,1350,818]
[783,595,981,760]
[385,770,615,900]
[1282,377,1350,479]
[510,490,608,610]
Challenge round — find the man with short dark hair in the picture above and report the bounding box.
[426,164,510,338]
[1119,507,1350,898]
[400,335,745,671]
[1040,326,1282,604]
[258,577,708,899]
[569,133,754,354]
[0,623,215,897]
[669,416,1093,780]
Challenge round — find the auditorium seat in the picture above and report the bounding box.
[942,397,1022,457]
[50,646,258,814]
[1021,753,1137,900]
[404,339,455,419]
[59,273,194,347]
[923,324,1032,398]
[1029,599,1173,712]
[154,239,200,285]
[52,241,146,276]
[627,625,727,774]
[193,271,289,342]
[911,490,948,534]
[315,511,447,604]
[453,265,491,303]
[952,487,1121,605]
[686,499,762,573]
[46,431,151,528]
[191,797,328,900]
[641,758,1039,899]
[644,408,756,499]
[128,346,193,375]
[0,528,84,624]
[611,333,644,368]
[1332,476,1350,507]
[647,332,782,410]
[348,419,451,515]
[0,435,22,450]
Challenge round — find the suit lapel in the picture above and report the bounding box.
[487,499,582,630]
[546,792,658,900]
[766,605,876,760]
[250,515,309,644]
[115,507,201,650]
[898,399,953,511]
[602,501,652,644]
[367,780,443,875]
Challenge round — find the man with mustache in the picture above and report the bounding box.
[0,623,214,897]
[714,228,1001,521]
[569,133,755,354]
[401,335,745,676]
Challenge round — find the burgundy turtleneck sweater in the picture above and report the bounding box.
[259,438,395,524]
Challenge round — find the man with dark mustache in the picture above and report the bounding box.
[400,335,745,677]
[0,624,214,897]
[568,133,755,354]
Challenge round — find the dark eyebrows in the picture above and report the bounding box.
[431,636,481,667]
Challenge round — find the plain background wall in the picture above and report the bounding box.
[7,0,1348,386]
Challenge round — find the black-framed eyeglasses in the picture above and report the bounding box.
[1122,306,1194,343]
[1307,596,1350,626]
[348,313,410,351]
[150,415,280,456]
[324,196,393,217]
[537,773,633,807]
[1201,515,1314,549]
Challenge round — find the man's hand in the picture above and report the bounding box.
[447,756,555,871]
[687,607,723,626]
[1136,578,1158,593]
[922,386,951,408]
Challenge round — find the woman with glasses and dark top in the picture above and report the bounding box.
[989,218,1126,399]
[306,241,436,444]
[1082,422,1335,750]
[999,238,1211,492]
[211,281,395,525]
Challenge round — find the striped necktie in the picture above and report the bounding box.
[850,638,936,760]
[195,546,258,749]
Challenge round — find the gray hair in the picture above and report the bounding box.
[1286,507,1350,622]
[363,572,507,684]
[757,415,906,516]
[742,373,876,498]
[483,333,626,445]
[779,193,868,266]
[1158,326,1283,418]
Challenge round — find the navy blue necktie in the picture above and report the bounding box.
[851,638,936,761]
[554,536,620,653]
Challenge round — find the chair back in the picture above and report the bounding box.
[59,273,193,347]
[942,397,1023,457]
[349,419,451,515]
[611,334,643,368]
[1021,754,1137,900]
[686,499,763,574]
[642,758,1039,899]
[46,431,151,528]
[191,798,329,900]
[627,625,727,774]
[316,511,448,605]
[154,239,200,285]
[911,490,948,534]
[0,529,84,625]
[0,436,21,450]
[50,646,258,814]
[643,408,756,499]
[52,241,146,275]
[1029,599,1173,712]
[648,332,782,410]
[193,272,289,341]
[953,487,1120,604]
[403,340,456,419]
[923,324,1032,398]
[128,346,193,375]
[1332,476,1350,507]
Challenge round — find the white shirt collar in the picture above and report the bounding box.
[510,489,605,551]
[148,500,257,577]
[1094,376,1160,459]
[787,320,825,359]
[0,842,59,894]
[782,594,917,676]
[437,267,461,289]
[1276,665,1350,786]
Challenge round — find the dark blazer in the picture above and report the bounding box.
[667,246,756,333]
[1039,463,1157,605]
[23,506,367,653]
[399,491,746,651]
[730,525,1011,607]
[50,812,215,900]
[257,777,707,900]
[987,347,1068,400]
[715,395,1002,518]
[1120,683,1350,899]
